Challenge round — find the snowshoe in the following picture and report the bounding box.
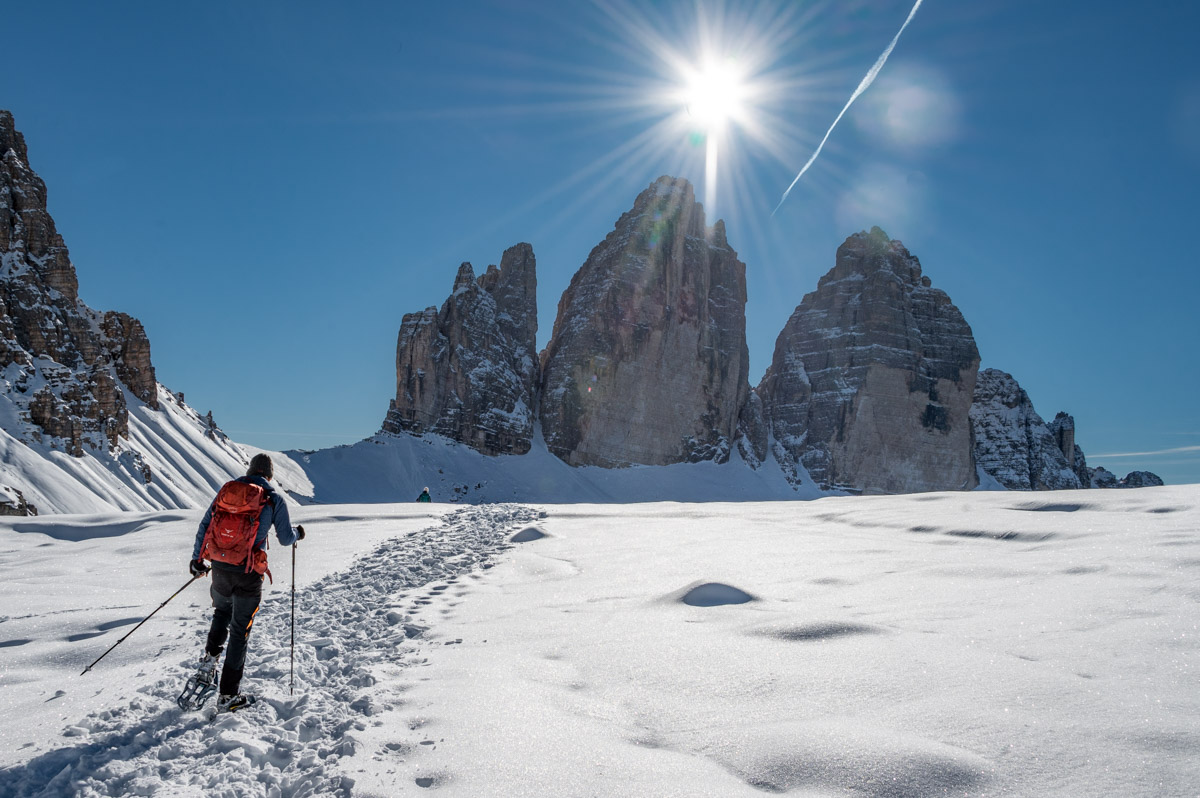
[216,693,257,714]
[177,653,218,711]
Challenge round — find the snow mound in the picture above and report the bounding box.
[510,525,547,543]
[678,582,756,607]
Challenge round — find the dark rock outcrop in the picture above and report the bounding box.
[1047,412,1093,487]
[1120,470,1164,488]
[736,388,769,467]
[1,110,158,457]
[538,176,750,467]
[970,369,1082,490]
[382,243,539,455]
[1091,466,1165,489]
[0,484,37,516]
[1090,467,1119,489]
[971,369,1164,490]
[758,227,980,493]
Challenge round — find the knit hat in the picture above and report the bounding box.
[247,453,273,480]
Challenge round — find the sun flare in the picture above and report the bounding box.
[683,60,746,130]
[448,1,818,232]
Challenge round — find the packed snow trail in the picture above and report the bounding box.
[0,503,541,798]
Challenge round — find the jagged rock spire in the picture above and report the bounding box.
[538,176,750,467]
[383,242,539,456]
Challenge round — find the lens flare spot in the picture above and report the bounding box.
[857,64,959,151]
[835,163,927,235]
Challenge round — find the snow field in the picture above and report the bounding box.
[0,503,538,797]
[369,489,1200,796]
[1,488,1198,796]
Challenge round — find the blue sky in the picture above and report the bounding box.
[6,0,1199,483]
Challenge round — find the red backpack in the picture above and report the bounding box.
[200,480,273,580]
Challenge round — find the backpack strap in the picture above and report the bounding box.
[248,483,276,578]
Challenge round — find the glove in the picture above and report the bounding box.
[295,525,306,541]
[189,559,210,577]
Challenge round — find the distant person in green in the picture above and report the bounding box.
[417,486,432,503]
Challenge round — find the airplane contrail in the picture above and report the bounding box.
[773,0,925,216]
[1087,445,1200,459]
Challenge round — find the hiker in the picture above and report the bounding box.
[417,486,432,503]
[188,453,304,712]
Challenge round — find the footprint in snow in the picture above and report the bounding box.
[1,504,540,798]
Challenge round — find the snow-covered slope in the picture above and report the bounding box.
[0,385,260,514]
[282,425,818,505]
[1,487,1197,795]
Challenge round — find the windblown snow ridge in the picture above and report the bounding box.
[0,503,541,798]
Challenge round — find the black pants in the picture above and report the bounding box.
[205,565,263,696]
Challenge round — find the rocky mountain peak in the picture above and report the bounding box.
[371,175,1165,494]
[383,242,539,456]
[452,262,476,293]
[756,227,980,493]
[1,112,78,304]
[538,175,748,467]
[612,176,729,249]
[1,110,159,461]
[818,226,928,291]
[487,242,537,348]
[1,110,30,165]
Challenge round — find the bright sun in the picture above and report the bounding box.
[684,60,746,130]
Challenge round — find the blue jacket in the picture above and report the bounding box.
[192,475,299,561]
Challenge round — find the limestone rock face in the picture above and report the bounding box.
[1,110,159,457]
[102,311,157,406]
[970,369,1082,490]
[758,227,979,493]
[382,243,539,456]
[539,176,750,467]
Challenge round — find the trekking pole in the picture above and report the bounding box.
[81,575,201,676]
[290,542,296,695]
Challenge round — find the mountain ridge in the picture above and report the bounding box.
[0,113,1164,513]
